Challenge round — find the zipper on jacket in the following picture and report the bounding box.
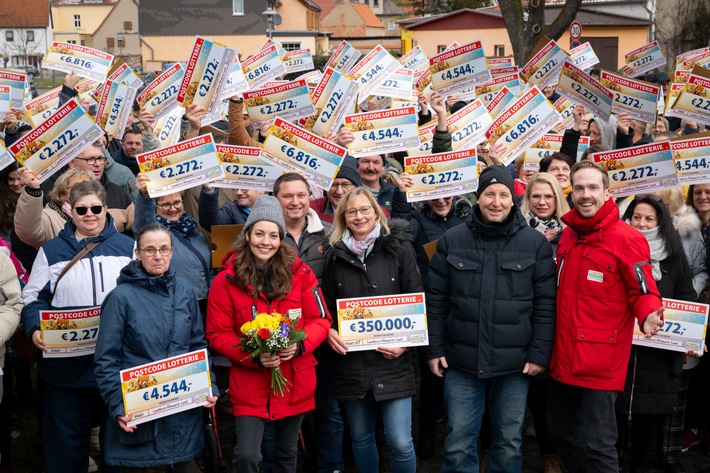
[628,347,638,422]
[89,258,98,306]
[556,256,565,287]
[98,262,105,292]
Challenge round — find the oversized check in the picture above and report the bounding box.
[399,46,429,72]
[326,40,362,74]
[569,42,600,71]
[121,349,212,427]
[337,293,428,351]
[261,117,347,191]
[242,45,286,90]
[552,96,577,129]
[666,66,710,126]
[95,80,137,140]
[10,99,103,183]
[485,86,561,165]
[475,73,522,104]
[220,55,249,100]
[520,38,568,88]
[137,63,184,119]
[600,70,660,124]
[486,86,516,120]
[665,82,685,114]
[153,107,185,148]
[178,37,234,113]
[556,60,614,121]
[93,59,144,101]
[260,38,286,57]
[524,134,590,170]
[408,119,437,156]
[678,47,710,65]
[487,57,515,69]
[243,80,315,125]
[633,299,708,353]
[592,141,679,197]
[671,132,710,185]
[359,95,392,112]
[373,68,414,101]
[625,41,666,78]
[137,134,224,197]
[490,66,519,79]
[414,69,434,101]
[404,150,478,202]
[304,67,360,136]
[43,42,113,82]
[344,107,420,157]
[679,50,710,72]
[0,86,10,113]
[428,41,490,97]
[23,86,61,126]
[349,45,400,101]
[448,99,493,151]
[0,69,27,110]
[40,307,100,358]
[283,49,314,74]
[76,78,100,103]
[295,70,323,87]
[212,145,281,191]
[0,142,13,172]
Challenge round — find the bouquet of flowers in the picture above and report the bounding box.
[239,312,307,396]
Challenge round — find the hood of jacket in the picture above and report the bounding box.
[305,208,325,234]
[413,195,472,222]
[117,260,176,295]
[674,204,702,239]
[467,203,527,239]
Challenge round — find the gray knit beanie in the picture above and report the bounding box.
[243,195,286,237]
[335,155,361,187]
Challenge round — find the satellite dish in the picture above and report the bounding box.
[273,14,282,26]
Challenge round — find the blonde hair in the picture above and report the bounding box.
[329,187,390,247]
[519,172,570,225]
[654,187,684,216]
[50,168,94,203]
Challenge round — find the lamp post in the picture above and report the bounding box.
[262,7,276,40]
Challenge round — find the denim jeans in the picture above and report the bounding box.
[343,392,416,473]
[441,369,529,473]
[233,414,304,473]
[313,349,345,473]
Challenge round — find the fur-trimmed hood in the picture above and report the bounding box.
[673,205,702,239]
[412,195,472,222]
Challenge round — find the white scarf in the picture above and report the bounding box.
[635,226,667,281]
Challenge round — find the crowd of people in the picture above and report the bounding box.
[0,53,708,473]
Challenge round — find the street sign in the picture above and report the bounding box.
[570,21,582,40]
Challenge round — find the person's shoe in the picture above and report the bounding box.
[525,422,537,438]
[89,426,101,456]
[479,448,490,473]
[682,428,699,452]
[417,432,435,460]
[665,464,687,473]
[542,454,563,473]
[87,456,98,473]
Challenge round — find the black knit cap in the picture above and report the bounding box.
[335,155,361,187]
[476,165,514,197]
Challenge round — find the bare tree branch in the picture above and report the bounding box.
[545,0,584,40]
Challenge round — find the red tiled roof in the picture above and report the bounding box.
[352,2,385,28]
[0,0,50,27]
[313,0,336,19]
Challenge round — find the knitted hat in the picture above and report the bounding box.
[335,155,361,187]
[450,101,468,115]
[243,195,286,237]
[477,165,514,197]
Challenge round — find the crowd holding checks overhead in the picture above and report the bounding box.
[1,34,710,473]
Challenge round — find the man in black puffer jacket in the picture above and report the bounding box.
[425,166,557,473]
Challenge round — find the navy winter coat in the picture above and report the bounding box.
[94,262,207,467]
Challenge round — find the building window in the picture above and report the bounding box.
[5,31,13,42]
[374,0,379,6]
[67,40,77,44]
[232,0,244,15]
[27,31,34,42]
[107,37,115,48]
[117,37,125,48]
[388,20,395,31]
[80,40,86,46]
[437,45,447,53]
[123,21,132,31]
[494,45,505,56]
[74,15,81,28]
[281,42,301,52]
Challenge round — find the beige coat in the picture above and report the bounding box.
[0,251,22,369]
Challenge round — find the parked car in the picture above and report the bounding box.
[11,65,39,78]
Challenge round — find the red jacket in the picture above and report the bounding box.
[549,199,661,391]
[206,254,331,420]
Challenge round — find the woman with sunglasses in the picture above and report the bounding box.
[95,224,217,472]
[322,187,422,473]
[134,174,212,302]
[618,195,699,473]
[21,180,134,473]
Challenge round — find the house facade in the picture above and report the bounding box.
[0,0,52,69]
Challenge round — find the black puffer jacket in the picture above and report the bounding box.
[410,196,472,276]
[322,219,423,401]
[425,205,556,378]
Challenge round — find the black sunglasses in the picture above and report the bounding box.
[74,205,104,216]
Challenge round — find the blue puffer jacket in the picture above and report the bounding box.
[21,215,134,388]
[94,261,207,467]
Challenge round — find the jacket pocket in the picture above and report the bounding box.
[289,354,317,405]
[500,258,536,298]
[576,251,618,296]
[571,327,618,377]
[117,420,155,445]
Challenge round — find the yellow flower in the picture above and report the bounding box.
[240,321,253,334]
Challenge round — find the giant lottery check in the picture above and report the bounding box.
[600,70,660,124]
[243,80,315,125]
[95,80,137,140]
[404,149,479,202]
[23,86,61,126]
[556,60,614,121]
[303,67,360,137]
[242,45,286,90]
[666,66,710,126]
[178,36,234,113]
[43,42,113,82]
[337,293,429,352]
[137,63,185,119]
[521,38,568,88]
[625,41,666,78]
[428,41,490,97]
[633,299,709,353]
[326,40,362,74]
[212,145,282,191]
[0,69,28,111]
[10,98,103,183]
[40,307,101,358]
[671,132,710,185]
[344,107,420,157]
[349,46,400,102]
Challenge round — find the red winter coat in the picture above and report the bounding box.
[549,199,661,391]
[206,254,331,420]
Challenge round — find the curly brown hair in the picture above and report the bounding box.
[0,163,19,234]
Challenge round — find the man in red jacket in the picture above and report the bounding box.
[548,161,664,472]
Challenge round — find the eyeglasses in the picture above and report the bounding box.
[332,182,354,191]
[73,205,104,216]
[74,156,107,166]
[139,247,173,256]
[345,206,373,218]
[530,194,555,202]
[157,200,183,211]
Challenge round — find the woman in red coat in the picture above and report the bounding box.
[206,195,331,473]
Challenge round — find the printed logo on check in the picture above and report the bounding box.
[587,270,604,283]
